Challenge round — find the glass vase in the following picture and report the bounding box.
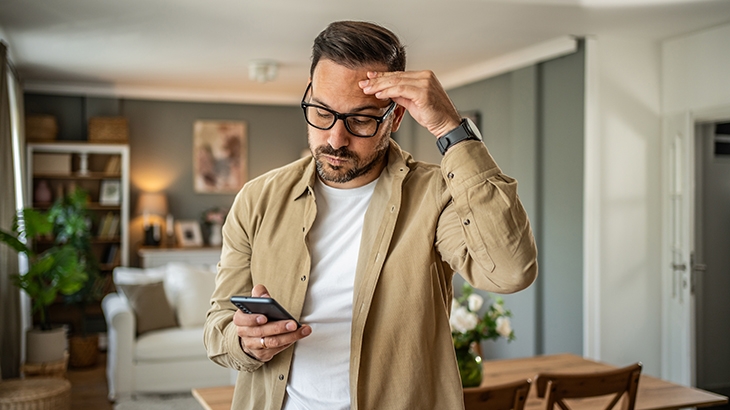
[208,222,223,246]
[456,344,483,388]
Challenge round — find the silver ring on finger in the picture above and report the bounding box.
[260,337,267,349]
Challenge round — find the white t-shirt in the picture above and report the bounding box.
[283,177,377,410]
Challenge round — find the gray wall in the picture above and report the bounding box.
[398,43,585,358]
[538,45,585,355]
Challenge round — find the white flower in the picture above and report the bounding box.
[467,293,483,312]
[450,305,479,333]
[492,302,505,315]
[496,316,512,338]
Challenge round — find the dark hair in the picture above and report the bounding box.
[310,21,406,76]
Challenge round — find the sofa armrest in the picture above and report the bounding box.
[102,292,135,401]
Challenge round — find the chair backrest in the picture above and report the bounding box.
[535,362,642,410]
[463,379,532,410]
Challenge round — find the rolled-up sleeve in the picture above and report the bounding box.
[435,139,538,293]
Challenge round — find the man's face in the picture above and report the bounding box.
[306,59,403,189]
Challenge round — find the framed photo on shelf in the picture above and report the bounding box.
[174,220,203,247]
[193,120,247,194]
[99,179,122,205]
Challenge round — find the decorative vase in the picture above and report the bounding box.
[208,222,222,246]
[456,344,483,388]
[34,180,52,204]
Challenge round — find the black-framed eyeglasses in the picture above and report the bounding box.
[301,83,397,138]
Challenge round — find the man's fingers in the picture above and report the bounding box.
[251,284,270,298]
[242,324,312,362]
[251,325,311,348]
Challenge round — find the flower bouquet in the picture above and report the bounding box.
[450,282,514,387]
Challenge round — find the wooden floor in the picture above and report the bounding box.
[67,352,113,410]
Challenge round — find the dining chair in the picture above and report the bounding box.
[463,378,532,410]
[535,362,642,410]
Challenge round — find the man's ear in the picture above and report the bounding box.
[389,105,407,133]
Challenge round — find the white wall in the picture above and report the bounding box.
[594,36,664,377]
[663,23,730,117]
[594,21,730,379]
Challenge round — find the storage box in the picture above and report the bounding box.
[88,117,129,143]
[32,153,71,174]
[25,115,58,142]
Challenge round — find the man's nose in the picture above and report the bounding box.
[327,119,351,150]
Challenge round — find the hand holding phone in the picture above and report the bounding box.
[230,296,301,328]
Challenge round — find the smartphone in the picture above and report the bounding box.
[230,296,301,328]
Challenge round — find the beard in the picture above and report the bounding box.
[310,131,391,185]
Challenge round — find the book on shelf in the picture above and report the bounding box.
[103,244,119,265]
[103,155,121,175]
[97,212,114,238]
[106,214,120,238]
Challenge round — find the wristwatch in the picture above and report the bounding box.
[436,118,482,155]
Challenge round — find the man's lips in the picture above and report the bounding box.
[323,155,350,166]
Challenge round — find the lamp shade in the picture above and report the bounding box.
[136,192,168,217]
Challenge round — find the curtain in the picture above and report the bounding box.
[0,41,25,380]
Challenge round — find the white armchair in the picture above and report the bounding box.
[102,262,233,401]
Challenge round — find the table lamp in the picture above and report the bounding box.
[136,192,168,246]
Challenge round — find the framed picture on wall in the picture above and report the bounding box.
[174,220,203,247]
[193,120,248,194]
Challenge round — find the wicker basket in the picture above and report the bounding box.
[88,116,129,143]
[21,352,68,379]
[25,115,58,142]
[68,334,99,368]
[0,378,71,410]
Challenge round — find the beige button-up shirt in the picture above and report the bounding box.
[204,139,538,410]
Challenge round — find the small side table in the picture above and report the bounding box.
[0,377,71,410]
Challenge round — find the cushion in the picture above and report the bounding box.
[116,281,178,335]
[113,265,174,307]
[134,327,206,361]
[164,263,217,328]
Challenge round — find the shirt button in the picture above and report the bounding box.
[300,275,307,281]
[278,374,285,381]
[463,219,471,226]
[448,172,454,179]
[390,205,395,213]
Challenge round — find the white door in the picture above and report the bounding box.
[661,111,695,386]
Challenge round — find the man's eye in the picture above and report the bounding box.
[315,109,333,119]
[350,117,371,125]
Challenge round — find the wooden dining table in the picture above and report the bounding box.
[192,353,728,410]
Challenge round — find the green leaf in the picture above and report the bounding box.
[0,230,31,254]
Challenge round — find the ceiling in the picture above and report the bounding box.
[1,0,730,105]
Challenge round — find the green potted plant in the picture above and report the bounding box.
[0,188,91,364]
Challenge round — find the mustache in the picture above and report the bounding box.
[315,145,357,160]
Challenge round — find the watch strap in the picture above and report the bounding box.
[436,118,481,155]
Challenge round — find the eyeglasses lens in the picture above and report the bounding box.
[303,106,379,137]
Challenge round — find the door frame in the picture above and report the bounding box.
[661,104,730,386]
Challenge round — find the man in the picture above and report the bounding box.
[204,21,537,410]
